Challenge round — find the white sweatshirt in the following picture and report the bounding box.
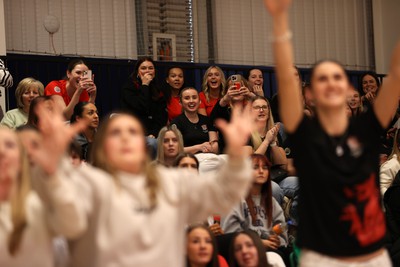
[380,154,400,195]
[32,157,252,267]
[0,192,54,267]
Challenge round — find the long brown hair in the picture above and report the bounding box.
[91,113,159,209]
[246,154,273,228]
[1,128,32,255]
[229,230,270,267]
[186,224,220,267]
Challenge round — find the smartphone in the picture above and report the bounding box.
[83,70,92,80]
[213,215,221,224]
[231,75,241,89]
[234,82,241,90]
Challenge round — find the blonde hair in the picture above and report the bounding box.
[201,66,226,103]
[250,96,276,150]
[91,114,159,209]
[1,128,32,255]
[388,129,400,162]
[156,124,184,166]
[225,75,250,96]
[15,77,44,110]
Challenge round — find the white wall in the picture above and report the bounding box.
[373,0,400,74]
[213,0,374,70]
[4,0,137,59]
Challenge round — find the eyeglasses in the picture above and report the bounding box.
[252,105,269,111]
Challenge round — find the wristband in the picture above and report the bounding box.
[269,31,293,43]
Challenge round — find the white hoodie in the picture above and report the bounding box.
[32,157,252,267]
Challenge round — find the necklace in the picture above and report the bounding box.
[329,133,348,157]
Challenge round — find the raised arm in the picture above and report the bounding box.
[178,104,255,222]
[264,0,303,133]
[28,103,92,238]
[374,42,400,128]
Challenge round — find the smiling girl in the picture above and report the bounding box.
[45,59,96,120]
[199,66,226,116]
[172,87,219,154]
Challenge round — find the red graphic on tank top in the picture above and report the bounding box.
[340,174,386,247]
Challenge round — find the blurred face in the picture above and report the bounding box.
[67,63,89,88]
[163,131,179,159]
[21,86,40,110]
[166,68,184,90]
[0,129,20,201]
[138,60,155,80]
[310,62,349,109]
[207,68,222,91]
[252,99,270,122]
[178,157,198,172]
[77,103,99,129]
[248,69,263,88]
[103,116,146,173]
[187,228,214,266]
[234,234,259,267]
[181,89,200,113]
[18,129,41,166]
[252,159,269,184]
[347,89,361,109]
[362,75,378,94]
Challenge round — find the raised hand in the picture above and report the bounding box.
[28,102,87,175]
[215,103,255,158]
[140,73,153,86]
[253,85,264,97]
[220,85,243,107]
[265,123,281,143]
[263,0,292,16]
[239,86,253,97]
[209,223,224,236]
[390,41,400,80]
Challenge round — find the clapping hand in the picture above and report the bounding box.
[265,123,281,143]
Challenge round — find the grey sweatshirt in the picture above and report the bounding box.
[221,195,288,247]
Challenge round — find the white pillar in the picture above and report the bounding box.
[372,0,400,74]
[0,0,6,56]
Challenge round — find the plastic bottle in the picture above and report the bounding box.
[272,222,288,235]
